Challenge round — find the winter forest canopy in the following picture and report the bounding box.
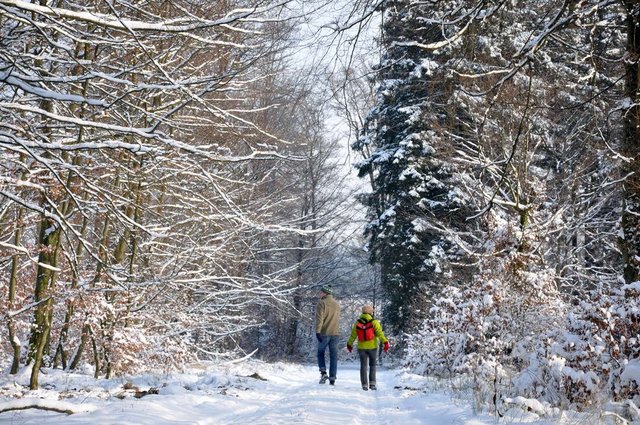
[1,0,639,419]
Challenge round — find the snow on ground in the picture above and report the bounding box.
[0,361,607,424]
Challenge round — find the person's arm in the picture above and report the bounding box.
[346,322,357,351]
[347,322,357,346]
[374,320,390,352]
[373,320,388,344]
[315,301,325,334]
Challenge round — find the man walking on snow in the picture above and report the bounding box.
[315,285,340,385]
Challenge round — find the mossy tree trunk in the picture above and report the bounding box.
[28,206,62,390]
[7,207,25,374]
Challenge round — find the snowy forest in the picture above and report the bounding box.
[1,0,639,422]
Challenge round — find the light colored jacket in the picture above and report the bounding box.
[315,294,340,336]
[347,313,388,350]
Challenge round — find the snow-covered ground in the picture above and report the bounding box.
[0,361,608,424]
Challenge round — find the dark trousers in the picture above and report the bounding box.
[317,335,339,379]
[358,348,377,386]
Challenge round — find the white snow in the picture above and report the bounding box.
[622,281,640,292]
[0,71,107,106]
[621,359,640,386]
[0,361,499,425]
[0,360,611,424]
[503,396,554,418]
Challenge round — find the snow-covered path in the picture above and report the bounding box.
[208,363,486,425]
[0,361,502,424]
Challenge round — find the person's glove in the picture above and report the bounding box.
[316,333,321,342]
[347,344,352,353]
[383,341,390,352]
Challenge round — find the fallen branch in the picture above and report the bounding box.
[222,348,259,365]
[0,398,96,415]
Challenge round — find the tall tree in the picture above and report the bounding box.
[353,0,476,334]
[0,0,317,387]
[621,1,640,283]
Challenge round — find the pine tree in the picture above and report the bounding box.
[353,1,475,333]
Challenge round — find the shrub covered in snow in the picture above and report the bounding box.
[405,277,640,413]
[405,235,565,411]
[546,282,640,408]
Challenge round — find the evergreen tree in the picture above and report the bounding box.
[353,1,475,334]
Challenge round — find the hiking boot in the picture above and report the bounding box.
[319,372,328,384]
[362,385,368,391]
[369,384,377,390]
[329,379,335,386]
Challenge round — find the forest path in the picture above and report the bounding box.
[0,361,493,425]
[209,362,480,425]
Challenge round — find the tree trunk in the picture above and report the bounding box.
[54,47,92,369]
[8,207,25,374]
[69,323,90,371]
[91,329,100,379]
[27,211,61,390]
[286,253,304,357]
[70,196,111,371]
[622,2,640,284]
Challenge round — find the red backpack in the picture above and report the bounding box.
[356,318,375,341]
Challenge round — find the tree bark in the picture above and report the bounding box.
[28,210,61,390]
[69,323,90,371]
[622,2,640,284]
[54,42,92,369]
[8,207,25,374]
